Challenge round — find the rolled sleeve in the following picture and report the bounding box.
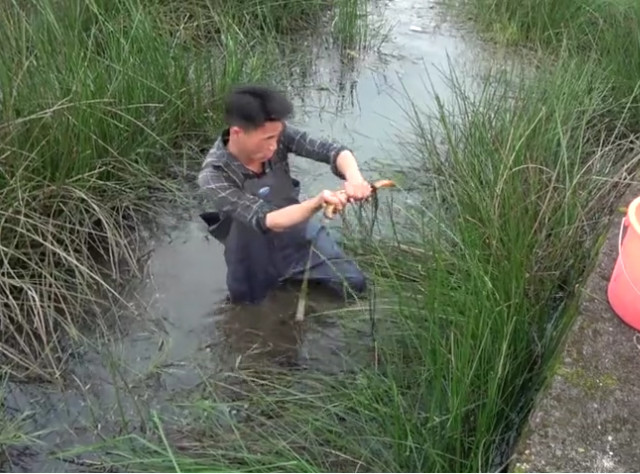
[198,165,276,233]
[281,123,350,179]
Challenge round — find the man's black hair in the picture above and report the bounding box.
[223,84,294,130]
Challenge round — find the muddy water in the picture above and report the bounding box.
[3,1,498,471]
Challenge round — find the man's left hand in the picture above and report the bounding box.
[344,177,372,202]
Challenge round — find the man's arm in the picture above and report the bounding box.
[280,123,352,179]
[280,123,371,201]
[198,164,276,232]
[198,164,348,233]
[335,149,365,182]
[265,194,324,232]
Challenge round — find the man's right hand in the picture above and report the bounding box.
[265,189,349,232]
[317,189,348,214]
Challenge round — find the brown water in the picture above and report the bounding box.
[2,1,503,471]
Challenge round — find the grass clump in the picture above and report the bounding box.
[148,0,373,52]
[331,0,371,52]
[452,0,640,126]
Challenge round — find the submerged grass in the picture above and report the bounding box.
[74,50,639,471]
[0,0,370,380]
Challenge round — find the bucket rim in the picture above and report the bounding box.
[629,195,640,234]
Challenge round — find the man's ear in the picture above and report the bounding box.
[229,125,243,138]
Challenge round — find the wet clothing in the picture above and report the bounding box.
[198,123,367,304]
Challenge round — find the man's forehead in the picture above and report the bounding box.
[254,121,283,136]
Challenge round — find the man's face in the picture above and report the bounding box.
[230,121,283,163]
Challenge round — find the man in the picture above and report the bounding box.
[197,84,372,304]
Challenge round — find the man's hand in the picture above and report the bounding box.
[344,177,372,202]
[318,189,349,213]
[335,150,372,202]
[265,190,348,232]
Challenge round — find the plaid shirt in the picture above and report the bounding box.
[197,123,349,233]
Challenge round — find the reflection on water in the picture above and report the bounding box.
[218,292,307,369]
[214,286,350,370]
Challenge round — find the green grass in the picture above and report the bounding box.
[148,0,375,51]
[46,0,640,470]
[68,51,638,472]
[6,0,639,469]
[452,0,640,126]
[0,0,371,380]
[331,0,371,52]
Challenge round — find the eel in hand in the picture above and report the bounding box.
[323,179,396,219]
